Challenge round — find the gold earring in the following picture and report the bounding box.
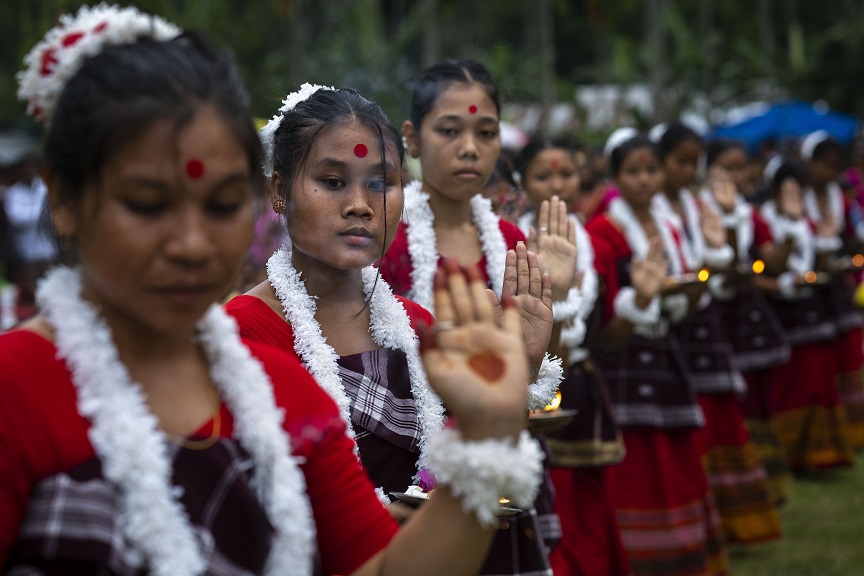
[272,198,286,214]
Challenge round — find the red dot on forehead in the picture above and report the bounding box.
[185,159,204,179]
[354,143,368,158]
[638,150,650,164]
[550,159,559,169]
[468,105,478,114]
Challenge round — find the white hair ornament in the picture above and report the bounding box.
[603,127,638,159]
[17,4,181,124]
[800,130,831,162]
[259,83,337,178]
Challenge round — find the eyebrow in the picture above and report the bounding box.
[434,114,499,124]
[316,157,399,173]
[117,172,250,192]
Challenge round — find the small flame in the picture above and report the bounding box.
[697,268,710,282]
[752,260,766,274]
[854,254,864,268]
[544,390,563,412]
[499,497,510,505]
[804,271,818,283]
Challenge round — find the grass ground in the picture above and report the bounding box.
[729,454,864,575]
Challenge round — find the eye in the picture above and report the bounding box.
[124,200,167,216]
[479,129,499,139]
[321,177,343,190]
[437,127,457,137]
[206,202,244,216]
[369,178,387,193]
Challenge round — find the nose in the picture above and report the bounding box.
[550,174,565,194]
[342,183,375,219]
[165,206,214,265]
[458,132,479,160]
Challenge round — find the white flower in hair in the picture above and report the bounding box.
[260,83,337,178]
[17,4,181,123]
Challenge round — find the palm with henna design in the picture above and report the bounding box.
[632,239,668,305]
[418,261,529,442]
[527,196,578,301]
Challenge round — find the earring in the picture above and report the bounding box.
[272,198,286,214]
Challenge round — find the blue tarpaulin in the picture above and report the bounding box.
[709,100,859,150]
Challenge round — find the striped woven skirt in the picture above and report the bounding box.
[694,393,781,545]
[613,427,728,576]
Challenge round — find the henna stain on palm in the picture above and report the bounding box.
[468,351,505,382]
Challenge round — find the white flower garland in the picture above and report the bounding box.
[761,200,814,276]
[266,247,445,468]
[608,196,684,276]
[426,429,543,528]
[260,83,337,178]
[804,182,845,252]
[18,5,181,123]
[403,181,504,314]
[36,267,314,576]
[653,190,734,270]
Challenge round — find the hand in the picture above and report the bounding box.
[387,502,416,525]
[527,196,578,302]
[631,238,668,305]
[491,242,554,376]
[699,200,727,249]
[418,261,529,442]
[778,177,804,220]
[817,210,841,239]
[708,166,738,212]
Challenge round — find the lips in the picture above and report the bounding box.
[152,284,215,307]
[340,227,374,238]
[454,169,482,178]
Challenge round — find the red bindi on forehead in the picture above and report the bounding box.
[185,159,204,179]
[550,159,559,169]
[354,143,368,158]
[637,150,651,165]
[468,105,478,114]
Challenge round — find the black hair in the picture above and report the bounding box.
[512,137,572,179]
[770,159,808,196]
[45,32,262,201]
[705,138,747,168]
[609,135,661,175]
[657,121,701,159]
[271,88,404,202]
[810,137,844,162]
[409,59,500,130]
[486,154,517,190]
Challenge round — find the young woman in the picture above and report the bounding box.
[586,129,728,576]
[701,139,793,505]
[513,137,629,576]
[801,131,864,449]
[761,157,855,470]
[0,6,544,575]
[226,84,559,574]
[652,123,782,546]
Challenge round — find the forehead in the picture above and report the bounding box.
[426,83,498,121]
[621,146,660,168]
[716,147,746,165]
[104,106,248,181]
[671,138,702,157]
[307,121,398,163]
[533,148,575,169]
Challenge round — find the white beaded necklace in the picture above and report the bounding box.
[266,247,445,469]
[37,266,315,576]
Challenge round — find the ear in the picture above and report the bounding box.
[402,121,420,158]
[270,172,286,204]
[43,164,78,238]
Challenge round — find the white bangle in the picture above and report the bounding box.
[662,292,690,323]
[559,318,587,348]
[552,286,583,322]
[814,235,842,253]
[722,204,749,228]
[426,429,544,528]
[703,244,735,268]
[614,286,660,326]
[527,353,564,410]
[778,271,798,299]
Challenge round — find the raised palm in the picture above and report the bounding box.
[527,196,578,301]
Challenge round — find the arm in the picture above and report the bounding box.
[353,261,539,576]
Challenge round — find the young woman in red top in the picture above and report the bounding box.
[1,6,545,575]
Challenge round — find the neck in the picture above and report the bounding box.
[424,179,474,227]
[628,200,653,224]
[813,182,828,195]
[290,249,368,311]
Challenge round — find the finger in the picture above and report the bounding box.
[538,199,550,237]
[502,249,517,295]
[417,320,437,354]
[433,267,456,325]
[500,296,523,337]
[527,250,543,299]
[515,242,530,295]
[548,196,560,237]
[567,217,577,248]
[444,259,475,324]
[540,270,553,310]
[527,226,538,253]
[556,197,568,238]
[466,265,495,322]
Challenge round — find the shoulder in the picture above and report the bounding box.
[395,296,434,329]
[225,294,295,349]
[586,214,626,251]
[498,218,526,248]
[380,222,414,295]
